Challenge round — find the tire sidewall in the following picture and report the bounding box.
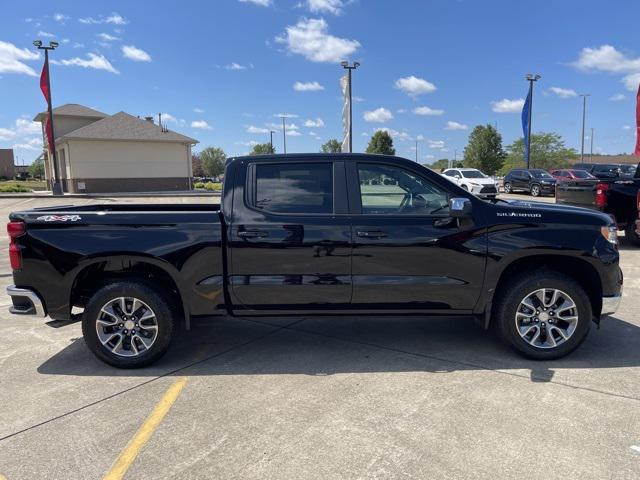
[496,272,591,359]
[504,182,511,193]
[82,281,175,368]
[530,184,540,197]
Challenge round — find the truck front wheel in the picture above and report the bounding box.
[82,281,176,368]
[494,271,591,360]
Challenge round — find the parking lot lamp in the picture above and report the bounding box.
[579,94,591,162]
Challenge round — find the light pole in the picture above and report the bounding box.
[34,39,62,195]
[590,127,594,159]
[279,116,287,154]
[579,93,590,162]
[340,61,360,153]
[524,73,541,169]
[269,130,275,153]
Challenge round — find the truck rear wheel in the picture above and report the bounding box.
[494,271,591,360]
[82,281,176,368]
[624,223,640,247]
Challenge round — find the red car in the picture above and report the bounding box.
[549,169,596,181]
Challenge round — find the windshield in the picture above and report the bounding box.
[461,170,487,179]
[572,170,594,179]
[620,165,637,175]
[530,170,554,179]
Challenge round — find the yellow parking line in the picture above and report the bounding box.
[103,376,188,480]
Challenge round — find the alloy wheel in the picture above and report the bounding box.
[95,297,159,357]
[514,288,578,349]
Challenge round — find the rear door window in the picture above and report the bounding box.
[252,163,333,214]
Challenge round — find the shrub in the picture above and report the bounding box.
[194,182,205,189]
[203,182,222,192]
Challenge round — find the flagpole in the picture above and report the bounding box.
[341,61,360,153]
[524,73,541,169]
[34,40,62,195]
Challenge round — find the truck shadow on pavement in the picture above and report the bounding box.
[38,314,640,386]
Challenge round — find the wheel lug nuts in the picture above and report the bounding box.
[123,329,128,334]
[119,323,123,328]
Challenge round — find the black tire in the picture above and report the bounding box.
[494,271,591,360]
[624,223,640,247]
[530,184,541,197]
[503,182,512,194]
[82,281,177,368]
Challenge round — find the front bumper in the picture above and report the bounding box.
[6,285,46,317]
[602,291,622,316]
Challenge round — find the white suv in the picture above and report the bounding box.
[442,168,498,199]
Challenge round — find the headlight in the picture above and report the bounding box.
[600,225,618,245]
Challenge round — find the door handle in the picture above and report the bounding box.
[356,230,387,238]
[238,230,269,239]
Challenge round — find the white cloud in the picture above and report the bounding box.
[0,118,41,144]
[623,72,640,91]
[413,106,444,116]
[293,80,324,91]
[73,43,85,49]
[609,93,626,101]
[247,125,270,134]
[0,41,40,76]
[122,45,151,62]
[307,0,345,15]
[363,107,393,123]
[159,113,185,126]
[79,13,128,25]
[97,33,120,42]
[445,121,468,131]
[303,118,325,128]
[53,53,119,74]
[15,118,41,135]
[287,130,302,136]
[53,13,70,22]
[428,140,446,150]
[491,98,524,113]
[622,125,632,130]
[273,113,299,118]
[37,31,56,38]
[376,127,410,141]
[395,75,436,97]
[236,140,260,147]
[223,62,249,70]
[571,45,640,92]
[239,0,271,6]
[548,87,577,98]
[193,107,205,113]
[275,18,360,63]
[191,120,212,130]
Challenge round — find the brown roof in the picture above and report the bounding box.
[570,155,639,165]
[33,103,108,122]
[58,111,198,144]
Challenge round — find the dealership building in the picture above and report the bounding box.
[34,104,198,193]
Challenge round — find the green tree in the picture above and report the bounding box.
[366,130,395,155]
[249,143,275,155]
[200,147,226,178]
[28,156,45,178]
[463,124,506,175]
[501,132,577,175]
[321,139,342,153]
[428,158,463,170]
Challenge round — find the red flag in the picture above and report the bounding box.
[39,57,55,153]
[635,83,640,156]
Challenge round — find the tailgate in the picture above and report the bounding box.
[555,179,600,208]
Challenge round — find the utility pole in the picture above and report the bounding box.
[280,116,287,154]
[590,127,594,159]
[524,74,541,169]
[269,130,275,153]
[340,61,360,153]
[34,39,62,195]
[579,93,590,162]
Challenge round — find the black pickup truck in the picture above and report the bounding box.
[555,164,640,246]
[7,154,623,367]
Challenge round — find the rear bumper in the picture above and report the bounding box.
[6,285,46,317]
[602,291,622,316]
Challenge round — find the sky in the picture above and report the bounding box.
[1,0,639,165]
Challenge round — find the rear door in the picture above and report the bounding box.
[347,160,486,313]
[228,158,352,312]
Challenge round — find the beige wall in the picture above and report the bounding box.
[53,116,101,139]
[67,140,191,179]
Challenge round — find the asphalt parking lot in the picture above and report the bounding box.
[0,193,639,479]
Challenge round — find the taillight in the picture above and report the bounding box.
[7,221,25,270]
[595,182,609,208]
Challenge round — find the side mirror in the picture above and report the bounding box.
[450,197,472,218]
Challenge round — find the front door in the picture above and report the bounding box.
[229,159,351,313]
[348,161,486,313]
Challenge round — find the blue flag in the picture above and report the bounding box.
[522,84,532,168]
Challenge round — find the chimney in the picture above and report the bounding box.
[144,116,154,124]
